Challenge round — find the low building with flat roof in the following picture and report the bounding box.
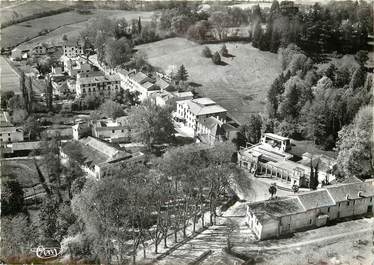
[0,111,24,144]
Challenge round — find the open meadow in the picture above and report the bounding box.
[137,38,281,123]
[1,9,155,48]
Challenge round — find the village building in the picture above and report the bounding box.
[31,44,47,56]
[121,71,161,101]
[10,47,30,61]
[91,117,131,143]
[238,133,337,187]
[63,39,84,58]
[75,73,121,98]
[61,136,145,178]
[62,57,92,77]
[175,97,227,131]
[152,90,194,107]
[246,180,374,240]
[0,111,24,145]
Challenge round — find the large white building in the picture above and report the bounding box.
[76,73,121,98]
[176,98,227,130]
[121,71,161,101]
[91,117,131,143]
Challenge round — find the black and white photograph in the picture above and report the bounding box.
[0,0,373,264]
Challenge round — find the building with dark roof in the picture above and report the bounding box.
[247,180,374,240]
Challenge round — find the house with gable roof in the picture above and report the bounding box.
[61,136,144,178]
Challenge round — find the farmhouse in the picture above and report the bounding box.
[175,97,227,131]
[246,180,374,240]
[32,44,47,56]
[75,73,121,98]
[0,111,24,144]
[62,57,92,77]
[61,136,145,179]
[238,133,337,187]
[63,39,83,58]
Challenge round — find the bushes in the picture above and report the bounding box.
[202,46,212,58]
[212,51,221,65]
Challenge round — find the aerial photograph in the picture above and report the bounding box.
[0,0,373,264]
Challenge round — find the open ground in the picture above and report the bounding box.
[137,38,281,124]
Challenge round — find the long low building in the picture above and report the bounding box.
[61,136,144,178]
[247,180,374,240]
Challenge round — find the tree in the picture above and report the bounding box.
[127,99,174,149]
[212,51,221,65]
[105,37,132,69]
[355,50,368,66]
[268,183,277,198]
[240,114,263,144]
[24,115,41,140]
[220,44,228,57]
[1,178,24,216]
[99,100,124,119]
[349,66,366,90]
[11,108,28,124]
[45,75,53,111]
[209,11,231,40]
[252,21,263,48]
[336,105,373,179]
[202,46,212,58]
[112,88,140,107]
[175,64,188,82]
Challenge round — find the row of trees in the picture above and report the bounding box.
[71,142,237,264]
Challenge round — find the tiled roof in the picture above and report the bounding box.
[132,72,149,84]
[248,197,305,223]
[155,78,170,90]
[294,189,335,210]
[142,81,155,90]
[326,180,374,202]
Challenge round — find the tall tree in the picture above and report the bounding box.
[336,104,373,179]
[175,64,189,82]
[240,114,263,144]
[127,99,174,149]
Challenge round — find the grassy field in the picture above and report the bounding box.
[1,9,155,48]
[0,1,72,26]
[1,158,46,188]
[137,38,281,123]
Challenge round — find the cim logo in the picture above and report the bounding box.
[31,245,63,259]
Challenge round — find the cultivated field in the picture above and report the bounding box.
[137,38,281,123]
[0,1,72,26]
[1,9,155,48]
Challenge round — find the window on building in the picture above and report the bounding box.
[309,219,312,224]
[112,130,115,133]
[8,133,10,136]
[8,138,11,141]
[121,130,124,133]
[347,201,350,206]
[370,197,373,202]
[327,207,330,212]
